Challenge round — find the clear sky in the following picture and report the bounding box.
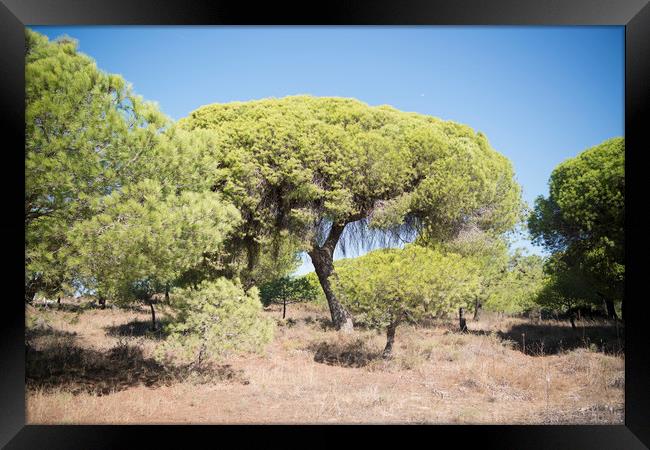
[31,26,625,275]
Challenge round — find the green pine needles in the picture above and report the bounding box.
[157,279,275,366]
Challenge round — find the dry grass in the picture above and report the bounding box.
[26,299,624,424]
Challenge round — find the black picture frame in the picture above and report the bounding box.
[1,1,648,448]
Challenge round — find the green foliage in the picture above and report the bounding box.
[436,228,546,314]
[178,95,523,254]
[174,229,304,292]
[333,245,481,329]
[157,278,275,365]
[432,227,510,308]
[297,272,328,306]
[259,276,319,307]
[528,137,624,306]
[178,96,523,328]
[247,232,303,286]
[534,253,598,312]
[25,29,170,299]
[68,179,241,303]
[485,251,546,314]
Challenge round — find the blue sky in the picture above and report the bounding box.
[31,26,624,275]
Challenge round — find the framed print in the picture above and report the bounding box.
[1,0,648,448]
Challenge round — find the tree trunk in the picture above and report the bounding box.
[569,310,577,330]
[243,237,261,289]
[57,296,61,306]
[459,307,468,332]
[165,283,170,302]
[621,299,625,321]
[605,299,618,320]
[282,298,287,319]
[148,300,157,331]
[382,320,399,359]
[309,243,353,331]
[98,295,106,310]
[596,291,619,320]
[308,223,353,332]
[473,298,482,321]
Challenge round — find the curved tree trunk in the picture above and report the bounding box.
[308,223,353,332]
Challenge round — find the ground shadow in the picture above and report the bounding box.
[104,319,170,340]
[300,315,379,332]
[26,325,77,342]
[26,326,246,395]
[31,301,94,314]
[308,339,382,368]
[495,320,624,355]
[301,315,336,331]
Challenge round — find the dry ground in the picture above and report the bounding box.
[26,299,624,424]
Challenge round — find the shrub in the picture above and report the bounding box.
[334,245,480,357]
[157,278,274,366]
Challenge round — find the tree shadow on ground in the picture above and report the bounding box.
[26,325,77,342]
[494,320,624,356]
[104,319,170,341]
[31,301,94,314]
[307,339,382,368]
[301,315,336,331]
[300,315,378,332]
[26,326,247,395]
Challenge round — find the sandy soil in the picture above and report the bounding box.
[25,300,624,424]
